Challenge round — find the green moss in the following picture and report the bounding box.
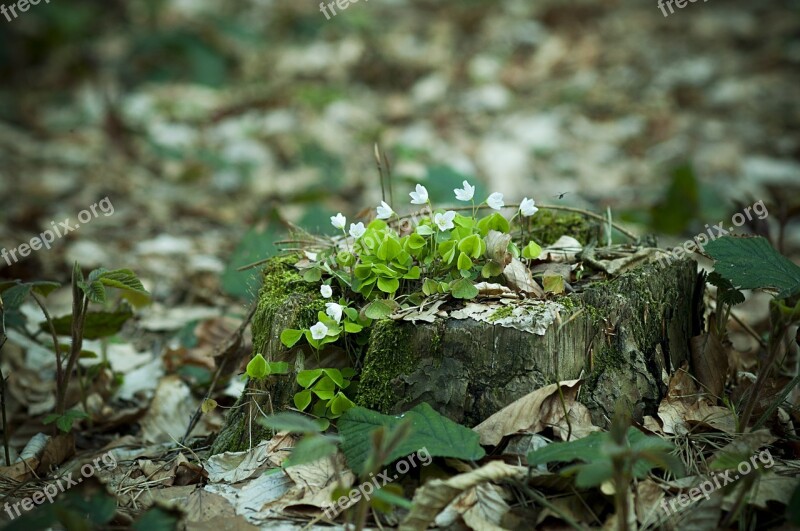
[526,210,598,246]
[488,305,515,322]
[251,254,324,354]
[355,319,416,413]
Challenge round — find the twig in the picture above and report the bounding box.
[30,292,63,401]
[0,295,10,466]
[181,301,258,444]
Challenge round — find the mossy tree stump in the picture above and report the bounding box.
[212,232,701,455]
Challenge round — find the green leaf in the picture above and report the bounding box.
[132,507,181,531]
[344,321,363,333]
[0,283,32,311]
[257,412,326,434]
[364,299,397,319]
[707,272,745,307]
[403,266,421,280]
[302,267,322,282]
[422,278,440,296]
[47,308,134,339]
[449,278,478,300]
[285,435,339,467]
[477,212,510,236]
[338,403,485,475]
[79,280,106,304]
[458,234,483,259]
[481,262,504,278]
[246,353,269,379]
[329,392,356,415]
[457,252,473,272]
[416,225,434,236]
[706,236,800,299]
[297,369,323,388]
[543,273,564,294]
[572,460,614,488]
[377,237,402,262]
[377,277,400,294]
[322,368,344,388]
[312,375,336,400]
[438,240,457,264]
[267,361,289,374]
[522,241,542,260]
[29,281,61,297]
[294,390,313,411]
[280,328,304,348]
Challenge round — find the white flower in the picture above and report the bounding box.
[331,213,346,230]
[376,201,394,220]
[349,222,366,239]
[409,184,429,205]
[320,284,333,298]
[310,321,328,340]
[325,302,344,323]
[454,180,475,202]
[434,211,456,231]
[305,251,318,262]
[487,192,504,210]
[520,197,538,217]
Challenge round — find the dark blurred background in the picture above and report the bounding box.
[0,0,798,303]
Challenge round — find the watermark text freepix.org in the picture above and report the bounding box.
[661,448,773,515]
[1,196,114,267]
[658,0,709,18]
[1,0,50,23]
[319,0,368,20]
[322,447,431,518]
[3,451,118,519]
[657,199,768,267]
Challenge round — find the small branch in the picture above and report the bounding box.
[30,292,63,404]
[0,297,11,465]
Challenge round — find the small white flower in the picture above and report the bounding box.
[487,192,505,210]
[331,213,346,230]
[305,251,318,262]
[454,180,475,202]
[520,197,538,217]
[320,284,333,298]
[376,201,394,220]
[349,222,366,239]
[409,184,429,205]
[310,321,328,340]
[325,302,344,323]
[434,210,457,231]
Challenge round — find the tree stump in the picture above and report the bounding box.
[212,226,701,454]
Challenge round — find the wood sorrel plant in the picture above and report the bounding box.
[278,182,543,352]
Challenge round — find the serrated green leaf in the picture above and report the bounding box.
[257,412,326,434]
[285,435,339,467]
[47,308,134,339]
[338,403,485,475]
[706,236,800,299]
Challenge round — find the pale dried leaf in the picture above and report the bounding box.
[473,379,592,446]
[689,333,728,398]
[503,258,543,296]
[400,461,527,531]
[205,440,272,483]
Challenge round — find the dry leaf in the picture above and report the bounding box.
[503,258,543,296]
[400,461,526,531]
[689,332,728,398]
[473,379,598,446]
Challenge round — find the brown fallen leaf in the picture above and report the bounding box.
[689,330,729,398]
[473,379,598,446]
[400,461,526,531]
[503,258,543,296]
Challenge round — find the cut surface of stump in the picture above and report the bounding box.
[212,224,700,454]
